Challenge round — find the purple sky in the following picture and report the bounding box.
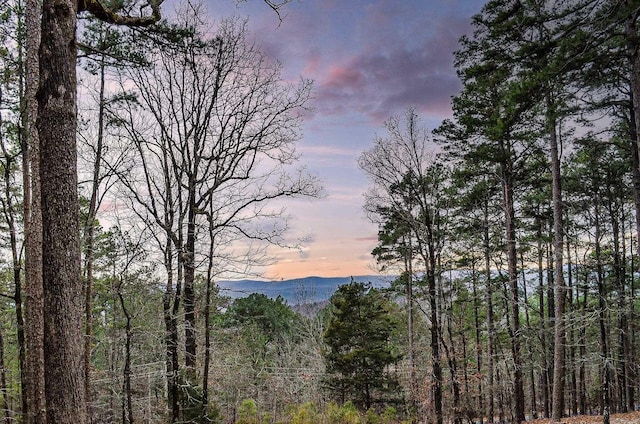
[201,0,487,279]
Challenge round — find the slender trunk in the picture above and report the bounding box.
[537,218,550,419]
[443,313,461,424]
[626,99,639,413]
[607,191,627,413]
[626,12,640,416]
[38,0,86,420]
[15,10,29,418]
[578,249,587,415]
[472,260,483,422]
[594,199,611,424]
[566,229,578,416]
[428,248,442,424]
[0,328,8,422]
[484,196,495,424]
[184,184,197,371]
[520,254,536,418]
[0,120,25,421]
[15,254,26,423]
[163,239,179,423]
[405,237,417,409]
[549,105,565,423]
[84,50,107,418]
[501,158,525,424]
[201,228,214,422]
[23,0,45,421]
[118,287,134,424]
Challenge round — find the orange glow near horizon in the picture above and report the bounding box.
[264,238,379,280]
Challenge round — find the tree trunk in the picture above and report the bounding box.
[471,261,483,422]
[118,287,134,424]
[537,218,550,419]
[0,80,25,418]
[520,254,536,419]
[501,158,525,424]
[626,97,639,413]
[201,226,215,422]
[549,104,566,423]
[484,197,495,424]
[0,328,8,422]
[37,0,86,421]
[566,231,578,416]
[24,0,46,421]
[594,200,611,424]
[428,249,442,424]
[184,184,197,371]
[163,238,180,423]
[83,51,107,418]
[405,237,417,410]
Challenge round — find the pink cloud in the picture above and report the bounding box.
[324,66,365,90]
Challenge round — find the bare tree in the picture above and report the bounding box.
[113,10,319,419]
[359,108,448,424]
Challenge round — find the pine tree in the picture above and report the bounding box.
[323,281,401,411]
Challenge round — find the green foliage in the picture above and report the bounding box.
[365,408,379,424]
[323,281,402,411]
[237,399,259,424]
[224,293,298,342]
[380,407,397,424]
[324,401,361,424]
[287,402,318,424]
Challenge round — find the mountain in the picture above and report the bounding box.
[217,275,394,305]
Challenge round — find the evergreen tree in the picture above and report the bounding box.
[323,280,401,411]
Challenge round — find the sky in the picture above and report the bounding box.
[195,0,487,280]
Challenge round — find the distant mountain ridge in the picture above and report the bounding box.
[217,275,393,305]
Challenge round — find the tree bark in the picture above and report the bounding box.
[22,0,46,424]
[37,0,86,421]
[24,0,46,421]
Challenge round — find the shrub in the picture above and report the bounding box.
[237,399,259,424]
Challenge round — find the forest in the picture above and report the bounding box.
[0,0,640,423]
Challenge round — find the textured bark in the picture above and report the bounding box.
[37,0,86,421]
[24,0,46,422]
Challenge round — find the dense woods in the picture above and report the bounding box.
[0,0,639,423]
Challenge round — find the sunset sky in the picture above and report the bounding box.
[199,0,487,279]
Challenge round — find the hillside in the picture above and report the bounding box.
[217,275,394,305]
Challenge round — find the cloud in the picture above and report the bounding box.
[314,16,471,122]
[354,236,378,242]
[298,145,360,157]
[241,0,477,125]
